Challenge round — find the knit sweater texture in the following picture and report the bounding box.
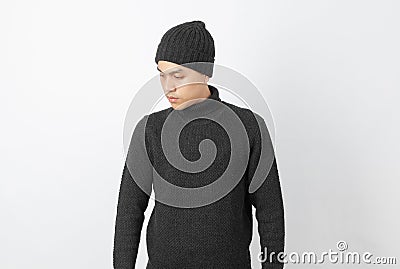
[113,85,285,269]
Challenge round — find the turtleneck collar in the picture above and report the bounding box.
[169,84,223,121]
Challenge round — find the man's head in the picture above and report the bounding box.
[154,20,215,110]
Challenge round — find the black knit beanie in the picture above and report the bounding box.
[155,20,215,77]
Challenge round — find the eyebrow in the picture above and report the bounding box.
[157,66,184,75]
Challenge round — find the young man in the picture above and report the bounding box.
[113,20,285,269]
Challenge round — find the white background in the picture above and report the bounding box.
[1,0,399,268]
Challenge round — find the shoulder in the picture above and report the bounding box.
[220,101,267,145]
[149,107,172,118]
[137,107,172,132]
[220,101,265,129]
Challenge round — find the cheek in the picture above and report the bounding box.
[175,87,188,99]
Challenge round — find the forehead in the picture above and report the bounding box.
[157,61,191,74]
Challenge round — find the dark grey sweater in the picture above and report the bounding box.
[113,85,285,269]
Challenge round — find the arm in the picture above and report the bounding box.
[247,114,285,269]
[113,115,153,269]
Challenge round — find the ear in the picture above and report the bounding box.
[204,75,209,83]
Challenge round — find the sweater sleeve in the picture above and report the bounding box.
[113,115,153,269]
[247,114,285,269]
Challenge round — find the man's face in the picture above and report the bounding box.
[157,60,210,110]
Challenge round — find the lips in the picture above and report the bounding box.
[167,96,179,103]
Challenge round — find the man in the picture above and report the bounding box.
[113,20,285,269]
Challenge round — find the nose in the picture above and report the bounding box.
[163,76,176,93]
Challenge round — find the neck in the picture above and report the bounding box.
[199,84,211,98]
[169,84,223,122]
[182,84,211,108]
